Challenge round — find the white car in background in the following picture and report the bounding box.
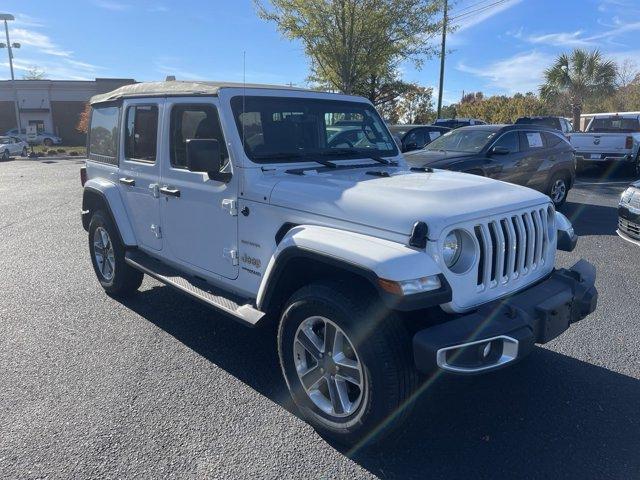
[0,136,29,160]
[4,128,62,147]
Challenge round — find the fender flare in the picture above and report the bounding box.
[82,178,137,247]
[256,225,451,312]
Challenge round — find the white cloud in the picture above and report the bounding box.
[148,5,169,13]
[92,0,131,11]
[529,31,595,48]
[453,0,524,33]
[11,28,72,57]
[457,50,552,94]
[527,18,640,49]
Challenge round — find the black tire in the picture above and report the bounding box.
[22,147,28,157]
[88,210,143,297]
[548,172,570,207]
[43,138,53,147]
[1,149,9,161]
[277,281,417,445]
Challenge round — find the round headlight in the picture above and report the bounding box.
[443,230,461,267]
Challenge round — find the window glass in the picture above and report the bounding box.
[493,131,519,153]
[89,106,120,158]
[406,129,426,148]
[124,105,158,162]
[230,96,397,162]
[522,131,544,149]
[543,132,563,147]
[170,104,228,168]
[589,117,640,133]
[425,129,496,153]
[0,138,10,145]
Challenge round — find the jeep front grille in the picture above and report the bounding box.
[473,207,552,291]
[619,217,640,239]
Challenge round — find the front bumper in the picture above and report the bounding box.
[413,260,598,375]
[618,204,640,245]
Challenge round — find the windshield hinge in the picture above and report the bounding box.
[221,199,238,216]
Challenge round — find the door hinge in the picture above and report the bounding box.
[221,198,238,216]
[151,224,162,239]
[223,248,239,266]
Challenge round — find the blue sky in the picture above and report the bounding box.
[1,0,640,104]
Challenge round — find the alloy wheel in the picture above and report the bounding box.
[551,179,567,204]
[293,316,365,419]
[93,227,115,281]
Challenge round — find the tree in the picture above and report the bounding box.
[443,92,548,124]
[22,66,47,80]
[77,103,91,134]
[255,0,443,97]
[540,49,617,127]
[395,85,435,123]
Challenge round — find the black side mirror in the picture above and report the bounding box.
[404,141,418,152]
[186,139,231,182]
[490,145,510,155]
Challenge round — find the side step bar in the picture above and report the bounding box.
[125,250,265,326]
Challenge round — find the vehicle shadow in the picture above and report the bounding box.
[120,286,640,480]
[561,200,619,237]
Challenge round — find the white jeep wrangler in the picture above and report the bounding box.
[81,81,598,444]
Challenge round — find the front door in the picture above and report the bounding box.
[487,130,529,186]
[159,99,239,280]
[517,130,548,190]
[119,100,163,251]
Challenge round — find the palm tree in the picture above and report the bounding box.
[540,49,617,128]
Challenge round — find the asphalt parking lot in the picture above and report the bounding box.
[1,159,639,479]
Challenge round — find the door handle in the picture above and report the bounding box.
[159,186,181,198]
[119,177,135,186]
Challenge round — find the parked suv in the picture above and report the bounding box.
[433,118,486,129]
[388,125,450,152]
[404,124,576,207]
[515,116,573,136]
[80,81,597,444]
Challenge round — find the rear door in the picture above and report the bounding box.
[118,99,163,251]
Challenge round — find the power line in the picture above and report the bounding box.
[449,0,500,17]
[450,0,512,21]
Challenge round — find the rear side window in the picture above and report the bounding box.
[124,105,158,162]
[520,131,544,150]
[170,104,228,168]
[89,106,120,164]
[543,132,564,147]
[405,129,426,148]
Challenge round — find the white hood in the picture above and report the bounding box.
[268,168,550,239]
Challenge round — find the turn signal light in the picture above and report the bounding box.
[80,166,87,186]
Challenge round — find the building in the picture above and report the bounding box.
[0,78,135,145]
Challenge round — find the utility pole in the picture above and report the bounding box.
[0,13,21,132]
[436,0,448,119]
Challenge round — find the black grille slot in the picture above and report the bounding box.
[475,225,485,286]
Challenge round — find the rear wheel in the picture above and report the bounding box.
[1,149,9,161]
[88,210,143,296]
[43,138,53,147]
[548,173,570,207]
[22,147,28,157]
[278,281,417,445]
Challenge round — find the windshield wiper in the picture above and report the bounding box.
[252,151,337,168]
[319,148,398,166]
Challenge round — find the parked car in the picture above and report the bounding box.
[4,128,62,146]
[618,180,640,246]
[404,124,576,207]
[515,116,573,136]
[388,125,451,152]
[433,118,486,129]
[80,81,596,444]
[0,136,29,160]
[568,113,640,176]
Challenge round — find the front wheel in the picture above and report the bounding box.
[22,147,28,157]
[548,173,569,207]
[88,210,143,296]
[1,149,9,161]
[278,281,417,445]
[43,138,53,147]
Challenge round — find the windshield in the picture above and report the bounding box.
[230,96,398,162]
[424,129,497,153]
[434,120,471,129]
[588,117,640,133]
[0,138,10,144]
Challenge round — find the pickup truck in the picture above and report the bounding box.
[80,81,598,444]
[569,113,640,176]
